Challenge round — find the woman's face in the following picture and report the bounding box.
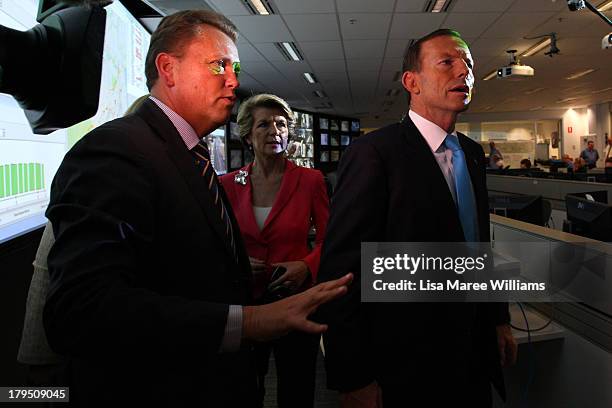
[247,107,289,157]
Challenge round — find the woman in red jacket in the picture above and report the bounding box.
[220,94,329,408]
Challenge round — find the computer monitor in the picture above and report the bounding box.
[565,195,612,241]
[488,195,546,226]
[567,191,608,204]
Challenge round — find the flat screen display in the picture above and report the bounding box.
[0,0,151,244]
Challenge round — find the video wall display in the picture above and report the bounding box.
[315,114,360,171]
[290,110,315,168]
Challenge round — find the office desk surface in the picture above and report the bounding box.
[509,303,565,345]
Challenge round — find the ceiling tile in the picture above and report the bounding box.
[346,59,382,72]
[509,0,568,12]
[344,40,386,59]
[442,13,501,38]
[274,0,336,14]
[204,0,250,15]
[339,13,392,39]
[283,14,340,41]
[230,15,292,42]
[299,41,344,60]
[236,42,266,62]
[480,12,554,39]
[385,39,413,58]
[395,0,429,12]
[336,0,396,13]
[309,59,348,73]
[451,0,514,12]
[382,58,404,72]
[252,43,286,62]
[389,13,446,39]
[527,10,612,38]
[469,38,517,58]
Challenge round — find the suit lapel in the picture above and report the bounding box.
[137,100,237,261]
[261,160,301,233]
[400,118,457,211]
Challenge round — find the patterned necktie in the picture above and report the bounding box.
[191,140,237,261]
[444,134,479,242]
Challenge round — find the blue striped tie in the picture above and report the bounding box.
[192,140,237,261]
[444,134,479,242]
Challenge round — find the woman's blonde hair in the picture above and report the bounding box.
[124,94,150,115]
[237,94,295,148]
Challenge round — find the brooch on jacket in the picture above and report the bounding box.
[234,170,248,185]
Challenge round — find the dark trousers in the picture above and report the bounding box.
[254,331,319,408]
[380,375,492,408]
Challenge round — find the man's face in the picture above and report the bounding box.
[169,26,239,134]
[409,35,475,117]
[588,141,594,150]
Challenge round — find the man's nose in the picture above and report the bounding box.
[225,71,239,88]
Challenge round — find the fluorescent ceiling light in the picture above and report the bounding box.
[303,72,317,84]
[592,87,612,94]
[244,0,273,15]
[524,87,545,95]
[386,89,401,96]
[565,68,596,80]
[530,106,544,111]
[557,97,578,103]
[482,70,497,81]
[521,38,551,57]
[313,90,327,98]
[430,0,451,13]
[277,42,302,61]
[597,0,612,12]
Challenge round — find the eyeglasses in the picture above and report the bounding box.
[208,60,241,78]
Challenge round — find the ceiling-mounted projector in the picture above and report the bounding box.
[603,33,612,49]
[497,50,534,79]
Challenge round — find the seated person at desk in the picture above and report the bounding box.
[580,140,599,169]
[520,158,532,169]
[573,157,587,173]
[490,154,505,170]
[489,140,503,168]
[562,154,574,171]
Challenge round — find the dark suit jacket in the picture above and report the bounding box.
[317,118,510,403]
[220,160,329,298]
[44,99,256,407]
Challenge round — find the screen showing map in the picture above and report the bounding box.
[0,0,151,243]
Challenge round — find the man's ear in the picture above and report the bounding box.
[155,53,176,87]
[402,71,419,96]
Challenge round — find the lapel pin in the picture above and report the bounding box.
[234,170,248,186]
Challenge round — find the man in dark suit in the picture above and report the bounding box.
[318,29,517,407]
[43,10,350,407]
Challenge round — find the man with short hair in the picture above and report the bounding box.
[318,29,516,407]
[44,10,350,407]
[488,140,503,168]
[580,140,600,169]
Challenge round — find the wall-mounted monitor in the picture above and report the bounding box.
[0,0,151,244]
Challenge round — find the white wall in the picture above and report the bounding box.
[459,104,612,163]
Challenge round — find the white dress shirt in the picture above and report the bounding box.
[408,110,458,204]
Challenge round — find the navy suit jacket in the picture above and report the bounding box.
[317,117,509,402]
[44,99,256,407]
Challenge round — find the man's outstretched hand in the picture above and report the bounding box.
[243,273,353,342]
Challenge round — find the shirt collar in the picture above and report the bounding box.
[408,110,457,153]
[149,96,201,150]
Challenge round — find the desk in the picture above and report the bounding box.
[509,303,565,344]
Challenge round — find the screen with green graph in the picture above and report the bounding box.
[0,0,150,243]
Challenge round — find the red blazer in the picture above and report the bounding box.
[220,160,329,298]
